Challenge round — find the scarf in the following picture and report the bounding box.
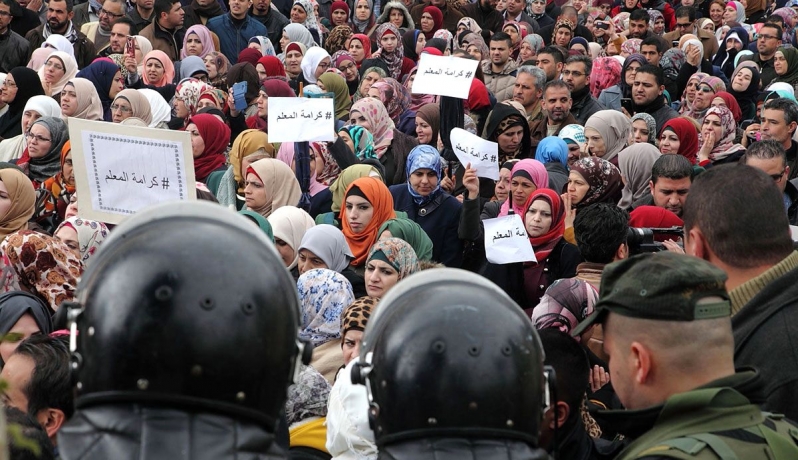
[347,34,372,66]
[375,23,403,80]
[293,0,321,34]
[298,224,354,272]
[190,113,230,182]
[620,54,646,98]
[140,50,175,87]
[629,206,683,238]
[589,56,621,99]
[18,117,68,184]
[531,278,598,341]
[114,89,153,125]
[349,98,395,159]
[701,106,742,162]
[38,52,78,97]
[404,67,436,111]
[415,103,439,147]
[311,141,341,186]
[366,237,419,280]
[230,129,274,189]
[405,144,442,206]
[43,22,77,42]
[774,46,798,88]
[329,164,381,212]
[63,78,104,121]
[569,157,623,209]
[325,25,352,55]
[0,68,45,138]
[284,23,318,50]
[300,47,331,84]
[0,169,35,241]
[498,159,549,217]
[714,91,742,123]
[679,72,708,116]
[351,0,375,33]
[181,25,216,59]
[246,158,302,217]
[617,143,661,209]
[340,176,396,266]
[377,218,433,260]
[535,136,569,168]
[53,217,109,267]
[297,268,354,346]
[285,365,330,427]
[630,112,657,143]
[584,110,631,163]
[421,6,443,39]
[340,296,379,338]
[660,118,699,164]
[729,63,760,115]
[370,78,410,124]
[524,188,565,262]
[317,72,351,120]
[0,292,53,365]
[339,125,376,160]
[402,29,421,61]
[176,78,209,118]
[268,205,316,269]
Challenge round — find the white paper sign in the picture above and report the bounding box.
[411,53,479,99]
[450,128,500,180]
[68,118,196,224]
[790,225,798,241]
[267,97,335,142]
[483,214,537,264]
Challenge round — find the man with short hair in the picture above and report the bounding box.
[536,45,564,82]
[481,32,518,103]
[745,22,781,87]
[0,334,73,451]
[563,55,603,125]
[248,0,288,50]
[502,0,538,33]
[630,154,692,216]
[512,65,545,125]
[0,0,30,72]
[529,80,577,155]
[640,36,662,66]
[742,140,798,225]
[573,251,798,458]
[140,0,186,61]
[539,5,594,45]
[25,0,97,69]
[99,16,136,57]
[80,0,127,53]
[183,0,226,29]
[458,0,503,34]
[410,0,462,35]
[745,97,798,179]
[127,0,155,30]
[207,0,267,64]
[627,8,651,39]
[683,164,798,421]
[631,64,678,133]
[663,6,718,60]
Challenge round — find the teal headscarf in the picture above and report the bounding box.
[377,218,433,261]
[239,210,274,241]
[339,125,375,159]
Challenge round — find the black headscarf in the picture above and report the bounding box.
[226,63,260,104]
[402,29,421,62]
[0,291,53,365]
[483,103,531,161]
[0,68,45,140]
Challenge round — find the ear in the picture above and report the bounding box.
[684,226,708,259]
[629,341,652,385]
[648,179,655,196]
[36,408,66,441]
[789,121,797,135]
[615,242,628,260]
[556,62,564,72]
[553,401,570,429]
[659,84,665,95]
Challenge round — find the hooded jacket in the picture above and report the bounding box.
[376,2,415,31]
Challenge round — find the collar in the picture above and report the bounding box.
[526,100,542,122]
[505,11,522,21]
[154,19,176,36]
[633,93,665,114]
[729,250,798,314]
[570,85,591,105]
[576,261,605,274]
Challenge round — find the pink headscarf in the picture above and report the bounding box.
[180,25,216,59]
[498,159,549,216]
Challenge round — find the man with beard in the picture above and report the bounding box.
[563,55,603,125]
[744,22,781,88]
[247,0,288,50]
[459,0,503,33]
[630,65,677,134]
[183,0,226,29]
[529,80,577,156]
[630,154,692,217]
[536,46,563,82]
[0,0,29,72]
[80,0,127,53]
[502,0,538,33]
[25,0,97,69]
[98,17,136,57]
[207,0,267,64]
[139,0,186,61]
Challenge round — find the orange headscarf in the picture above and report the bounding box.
[340,176,396,266]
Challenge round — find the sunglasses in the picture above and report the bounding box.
[698,85,714,93]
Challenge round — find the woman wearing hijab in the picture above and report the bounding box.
[483,103,531,166]
[535,136,569,192]
[584,110,631,166]
[630,112,657,144]
[377,218,433,261]
[172,78,209,129]
[75,60,124,122]
[414,103,439,147]
[679,72,709,116]
[325,25,352,55]
[389,145,463,266]
[326,1,350,29]
[208,129,274,210]
[297,268,354,382]
[531,278,599,341]
[373,23,408,80]
[291,0,323,45]
[317,72,352,121]
[332,51,360,95]
[350,0,375,34]
[341,176,396,270]
[729,63,760,122]
[297,224,367,297]
[659,117,700,164]
[38,51,78,102]
[402,29,425,65]
[241,79,296,141]
[346,34,372,70]
[353,63,386,102]
[419,5,442,40]
[0,169,35,243]
[16,116,68,190]
[40,140,74,223]
[617,143,661,210]
[245,158,302,218]
[697,105,745,166]
[179,56,210,81]
[367,78,414,134]
[181,25,216,60]
[712,26,749,79]
[503,21,525,60]
[348,98,418,186]
[485,189,580,314]
[298,47,332,88]
[204,51,230,91]
[267,204,316,275]
[138,50,176,88]
[0,68,45,140]
[139,88,171,129]
[186,113,231,183]
[772,46,798,95]
[711,91,743,124]
[567,156,623,210]
[53,216,109,267]
[0,96,60,163]
[364,237,419,298]
[589,56,621,100]
[0,291,53,365]
[256,56,288,81]
[0,230,82,312]
[598,54,645,111]
[110,89,152,125]
[59,78,103,122]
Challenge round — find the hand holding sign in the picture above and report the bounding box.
[483,214,537,264]
[411,53,478,99]
[450,128,500,180]
[267,97,335,143]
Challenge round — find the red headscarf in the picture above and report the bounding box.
[330,0,349,19]
[348,34,372,66]
[190,113,231,182]
[246,78,296,130]
[257,56,286,78]
[523,188,565,262]
[466,78,491,112]
[713,91,743,123]
[660,118,699,164]
[238,48,262,67]
[422,6,443,39]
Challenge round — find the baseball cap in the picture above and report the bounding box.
[571,252,731,336]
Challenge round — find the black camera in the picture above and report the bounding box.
[627,226,684,254]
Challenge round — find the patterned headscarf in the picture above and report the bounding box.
[248,35,276,56]
[773,7,798,43]
[369,77,410,124]
[569,157,623,209]
[338,125,375,159]
[0,169,35,241]
[630,112,657,143]
[456,17,482,36]
[349,98,395,158]
[375,23,404,80]
[620,38,642,56]
[285,364,330,426]
[341,296,380,338]
[366,237,419,280]
[297,268,355,346]
[326,25,353,54]
[405,145,442,206]
[584,110,631,163]
[293,0,321,33]
[680,72,708,115]
[659,48,685,84]
[552,18,575,45]
[589,56,621,98]
[175,78,209,117]
[647,9,664,33]
[531,278,598,341]
[700,106,741,161]
[311,141,341,186]
[53,217,109,268]
[0,230,82,312]
[559,124,586,150]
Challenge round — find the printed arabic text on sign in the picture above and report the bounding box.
[449,127,500,180]
[482,214,537,264]
[267,97,335,142]
[411,53,478,99]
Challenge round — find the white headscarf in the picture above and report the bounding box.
[325,360,378,460]
[138,89,171,128]
[300,47,331,84]
[42,34,75,59]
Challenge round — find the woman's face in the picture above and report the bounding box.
[280,30,291,51]
[204,55,219,79]
[0,314,41,364]
[732,67,753,92]
[415,34,426,54]
[775,51,788,76]
[497,125,524,154]
[693,84,714,110]
[416,117,433,144]
[297,248,328,274]
[0,73,18,104]
[339,59,358,81]
[109,71,123,99]
[659,129,681,154]
[495,167,512,201]
[359,71,381,96]
[26,123,52,159]
[567,171,589,204]
[43,57,66,84]
[466,44,482,61]
[339,130,355,152]
[21,110,42,134]
[420,12,434,32]
[701,113,724,146]
[60,84,78,117]
[244,172,268,212]
[256,63,268,81]
[519,41,534,61]
[510,175,536,209]
[286,50,303,73]
[389,8,404,27]
[341,329,363,364]
[348,109,372,131]
[355,0,370,20]
[409,167,437,196]
[702,20,715,32]
[381,32,398,53]
[632,119,650,143]
[624,61,642,86]
[345,195,374,233]
[723,5,736,23]
[174,96,189,118]
[54,224,80,258]
[571,43,587,55]
[653,17,665,34]
[585,127,607,157]
[65,193,78,219]
[257,90,268,117]
[187,123,206,158]
[684,78,699,102]
[146,59,165,84]
[554,27,572,47]
[185,32,203,56]
[290,4,308,23]
[63,151,74,185]
[348,39,365,62]
[710,3,724,23]
[525,198,552,238]
[0,180,12,220]
[315,57,331,79]
[332,7,348,25]
[274,237,294,267]
[111,96,133,123]
[503,25,520,45]
[365,258,399,298]
[367,86,382,99]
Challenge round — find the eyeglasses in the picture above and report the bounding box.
[44,61,64,71]
[339,62,356,71]
[562,70,585,77]
[1,80,16,88]
[25,132,52,143]
[317,62,330,70]
[110,104,132,113]
[770,169,786,181]
[698,85,714,93]
[676,22,693,29]
[758,34,780,41]
[99,7,124,18]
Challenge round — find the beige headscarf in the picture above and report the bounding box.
[584,110,631,164]
[617,143,661,209]
[246,158,302,218]
[38,51,78,97]
[0,169,36,240]
[64,78,103,121]
[267,206,315,269]
[231,129,275,187]
[113,89,153,125]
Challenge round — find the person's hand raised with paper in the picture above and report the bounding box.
[464,163,479,200]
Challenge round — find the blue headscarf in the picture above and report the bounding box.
[535,137,569,168]
[76,60,120,121]
[405,145,442,206]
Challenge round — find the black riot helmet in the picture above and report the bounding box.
[67,201,308,431]
[352,268,547,446]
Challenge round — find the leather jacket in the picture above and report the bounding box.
[58,404,288,460]
[377,437,550,460]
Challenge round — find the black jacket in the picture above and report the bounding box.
[25,25,98,70]
[249,7,290,52]
[570,86,605,126]
[458,2,504,33]
[787,180,798,226]
[378,438,549,460]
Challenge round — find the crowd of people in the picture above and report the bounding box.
[0,0,798,456]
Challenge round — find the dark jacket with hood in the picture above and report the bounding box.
[712,26,749,79]
[632,97,678,136]
[570,86,604,126]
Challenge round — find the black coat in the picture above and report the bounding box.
[378,438,549,460]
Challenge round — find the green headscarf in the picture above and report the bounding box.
[239,210,274,241]
[317,72,352,120]
[328,164,382,212]
[353,66,388,102]
[377,218,433,261]
[775,46,798,87]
